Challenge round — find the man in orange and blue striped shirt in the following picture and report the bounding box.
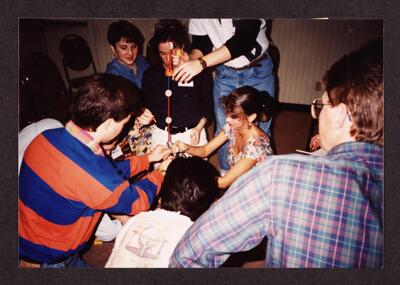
[19,74,171,268]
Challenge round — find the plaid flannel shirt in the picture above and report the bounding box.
[170,142,383,268]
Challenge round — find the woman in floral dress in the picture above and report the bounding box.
[173,85,274,189]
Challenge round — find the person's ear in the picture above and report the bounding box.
[334,103,349,129]
[248,113,257,123]
[110,45,116,57]
[96,118,113,133]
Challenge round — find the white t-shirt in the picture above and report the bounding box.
[105,209,193,268]
[189,19,269,68]
[18,118,63,175]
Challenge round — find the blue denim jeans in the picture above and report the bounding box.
[213,54,275,171]
[41,254,90,268]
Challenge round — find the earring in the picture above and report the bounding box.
[247,122,252,129]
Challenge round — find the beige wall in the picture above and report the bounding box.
[271,19,382,104]
[21,18,382,105]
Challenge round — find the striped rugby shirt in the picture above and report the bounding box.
[19,121,163,264]
[170,142,383,268]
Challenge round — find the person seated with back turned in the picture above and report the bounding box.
[19,73,172,268]
[173,85,274,189]
[105,156,219,268]
[170,39,383,268]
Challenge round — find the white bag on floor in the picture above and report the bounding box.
[95,214,123,242]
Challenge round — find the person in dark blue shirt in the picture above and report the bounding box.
[106,20,149,90]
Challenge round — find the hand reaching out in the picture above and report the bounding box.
[172,59,203,84]
[135,108,155,127]
[172,141,188,155]
[148,145,171,163]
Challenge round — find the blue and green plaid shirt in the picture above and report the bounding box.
[170,142,383,268]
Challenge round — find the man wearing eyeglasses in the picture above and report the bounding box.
[170,39,383,268]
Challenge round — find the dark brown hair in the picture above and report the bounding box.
[152,19,191,53]
[70,73,142,131]
[160,157,219,221]
[221,85,274,122]
[323,39,383,146]
[107,20,145,53]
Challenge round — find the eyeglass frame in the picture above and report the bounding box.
[311,97,352,121]
[311,97,331,119]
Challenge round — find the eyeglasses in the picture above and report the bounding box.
[311,97,331,119]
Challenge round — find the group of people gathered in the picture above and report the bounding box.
[18,18,383,269]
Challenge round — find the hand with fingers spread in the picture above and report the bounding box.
[148,145,172,163]
[172,59,203,84]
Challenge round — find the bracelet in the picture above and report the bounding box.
[197,57,207,70]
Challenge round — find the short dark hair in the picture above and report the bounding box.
[221,85,274,122]
[107,20,144,52]
[70,73,143,131]
[152,19,191,53]
[159,157,219,221]
[323,39,383,146]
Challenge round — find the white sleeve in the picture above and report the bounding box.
[188,19,208,36]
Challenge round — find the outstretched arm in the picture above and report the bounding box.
[172,19,262,83]
[174,131,227,158]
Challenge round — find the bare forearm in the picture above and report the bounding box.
[195,117,207,130]
[201,45,232,68]
[185,144,208,158]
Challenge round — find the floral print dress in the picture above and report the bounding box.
[222,123,273,168]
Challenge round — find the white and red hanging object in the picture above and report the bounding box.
[164,42,183,146]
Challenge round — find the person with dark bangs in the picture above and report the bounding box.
[142,19,213,151]
[106,20,149,90]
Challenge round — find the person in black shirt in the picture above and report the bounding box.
[142,20,213,149]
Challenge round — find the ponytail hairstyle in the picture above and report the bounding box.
[221,85,274,122]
